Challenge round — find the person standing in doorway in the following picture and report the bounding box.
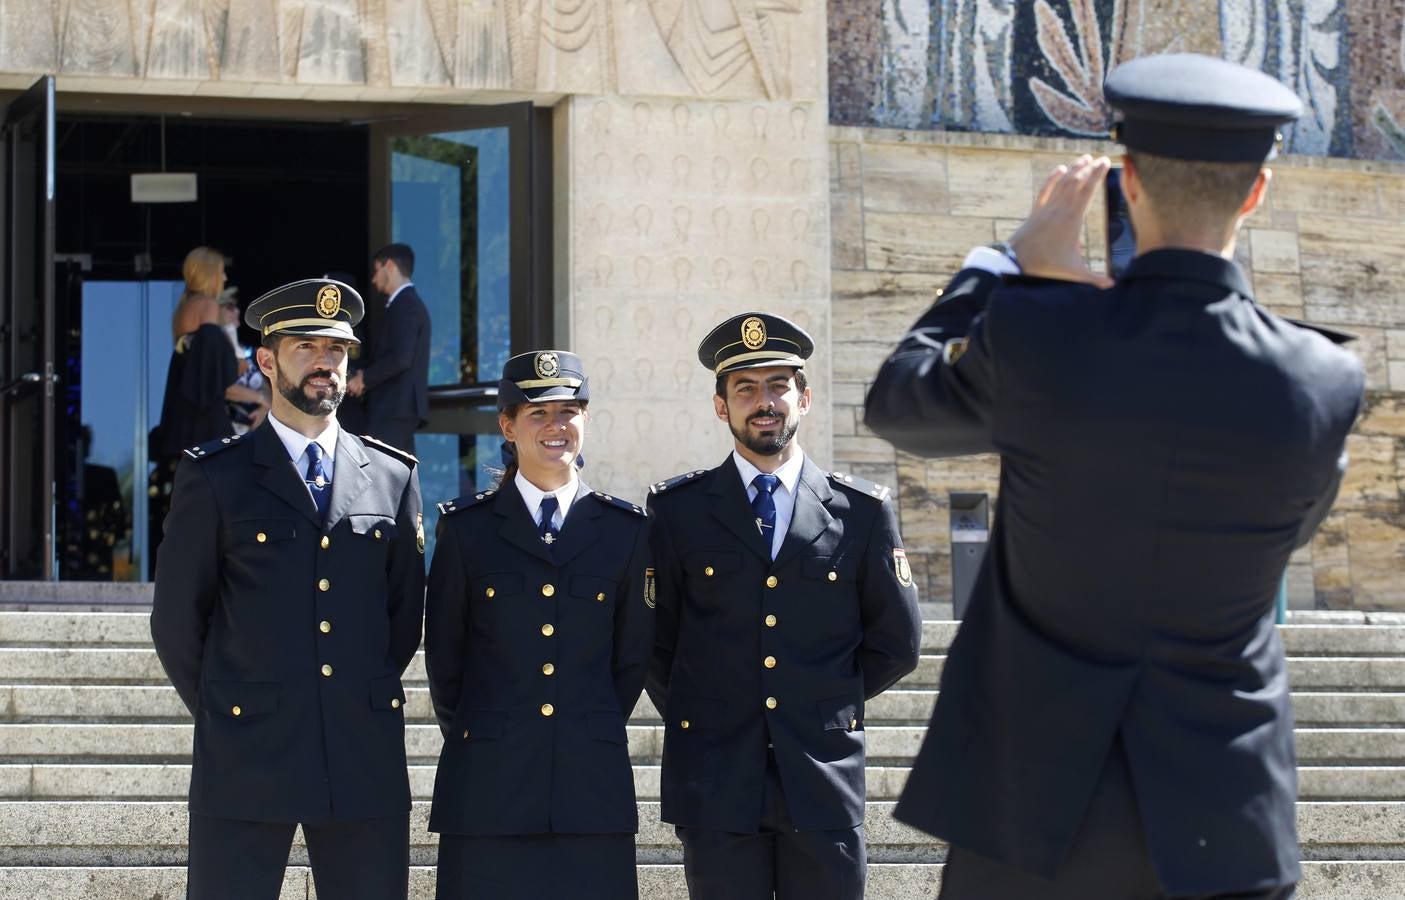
[646,313,922,900]
[864,54,1365,899]
[151,277,425,900]
[347,243,430,455]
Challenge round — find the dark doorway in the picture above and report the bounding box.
[54,115,371,580]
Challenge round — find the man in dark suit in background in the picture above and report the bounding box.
[864,54,1365,899]
[647,312,922,900]
[347,244,430,455]
[152,278,425,900]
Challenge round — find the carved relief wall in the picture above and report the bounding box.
[562,95,832,500]
[832,0,1405,161]
[1,0,822,101]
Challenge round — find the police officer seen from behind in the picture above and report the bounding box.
[425,350,653,900]
[152,279,426,899]
[647,314,922,900]
[865,54,1365,900]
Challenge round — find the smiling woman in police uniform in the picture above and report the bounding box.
[425,350,653,900]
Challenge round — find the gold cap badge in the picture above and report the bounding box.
[535,352,560,379]
[741,316,767,350]
[316,285,342,319]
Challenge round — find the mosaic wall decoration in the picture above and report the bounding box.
[831,0,1405,160]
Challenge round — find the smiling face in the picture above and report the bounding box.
[257,335,349,419]
[714,365,810,463]
[501,400,587,489]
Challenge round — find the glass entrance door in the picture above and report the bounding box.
[0,76,57,579]
[370,103,552,555]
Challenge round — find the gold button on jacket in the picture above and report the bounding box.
[765,575,779,588]
[540,703,555,717]
[763,656,777,669]
[319,620,331,633]
[320,535,330,549]
[321,664,333,677]
[542,662,556,675]
[765,696,778,709]
[317,578,330,592]
[541,623,555,637]
[541,583,556,597]
[765,614,778,627]
[231,705,242,716]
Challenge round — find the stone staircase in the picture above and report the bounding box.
[2,609,1403,898]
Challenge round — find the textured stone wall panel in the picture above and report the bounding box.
[564,96,832,503]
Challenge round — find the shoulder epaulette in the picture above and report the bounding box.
[437,489,496,517]
[827,470,892,502]
[360,434,418,467]
[1280,316,1357,346]
[182,433,246,461]
[649,469,710,495]
[591,490,646,517]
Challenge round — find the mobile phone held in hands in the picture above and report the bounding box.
[1105,167,1137,280]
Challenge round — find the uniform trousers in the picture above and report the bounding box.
[434,832,638,900]
[186,811,409,900]
[366,417,418,456]
[938,739,1296,900]
[677,749,866,900]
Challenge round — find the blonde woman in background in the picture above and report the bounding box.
[148,247,267,575]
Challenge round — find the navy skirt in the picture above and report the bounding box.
[435,832,638,900]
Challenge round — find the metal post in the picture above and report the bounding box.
[949,492,989,619]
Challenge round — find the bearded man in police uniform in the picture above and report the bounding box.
[151,278,425,900]
[864,54,1366,899]
[646,313,922,900]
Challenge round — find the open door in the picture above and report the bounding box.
[368,102,553,556]
[0,76,57,580]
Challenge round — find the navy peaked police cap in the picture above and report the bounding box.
[1104,53,1303,162]
[497,350,590,410]
[244,278,363,343]
[698,312,814,376]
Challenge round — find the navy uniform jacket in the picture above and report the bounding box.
[865,250,1364,894]
[362,285,430,428]
[425,479,653,835]
[151,422,425,824]
[645,455,922,833]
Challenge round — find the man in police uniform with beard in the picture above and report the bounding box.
[152,278,425,900]
[646,312,922,900]
[865,54,1365,899]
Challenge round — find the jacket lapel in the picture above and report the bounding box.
[252,424,321,527]
[549,481,605,567]
[707,457,772,564]
[493,479,557,565]
[773,457,837,570]
[324,430,372,531]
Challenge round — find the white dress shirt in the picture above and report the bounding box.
[267,413,339,489]
[515,470,579,532]
[732,450,804,559]
[384,282,414,309]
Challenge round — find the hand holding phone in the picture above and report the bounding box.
[1105,167,1137,280]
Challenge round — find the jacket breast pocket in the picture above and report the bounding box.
[232,519,296,547]
[802,556,857,586]
[571,575,615,611]
[682,551,742,609]
[349,514,398,544]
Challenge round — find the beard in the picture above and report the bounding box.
[276,367,344,416]
[729,409,799,457]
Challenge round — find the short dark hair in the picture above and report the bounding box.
[715,366,808,399]
[372,243,415,279]
[1126,151,1264,231]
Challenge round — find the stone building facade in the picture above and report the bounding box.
[0,0,1400,606]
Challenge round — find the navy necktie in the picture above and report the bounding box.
[305,442,331,521]
[539,495,560,547]
[751,473,780,554]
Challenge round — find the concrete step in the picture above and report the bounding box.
[7,762,1401,803]
[5,648,1405,691]
[6,613,1405,657]
[0,862,1401,900]
[1,801,1402,866]
[3,723,1402,767]
[4,684,1401,727]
